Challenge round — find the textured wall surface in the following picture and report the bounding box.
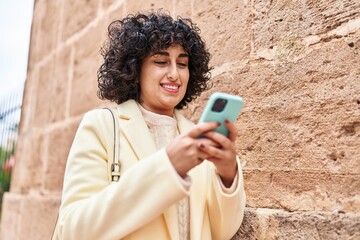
[1,0,359,239]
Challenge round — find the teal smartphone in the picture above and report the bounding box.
[198,92,244,137]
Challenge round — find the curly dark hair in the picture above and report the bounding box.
[97,10,212,109]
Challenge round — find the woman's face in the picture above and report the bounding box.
[139,44,190,116]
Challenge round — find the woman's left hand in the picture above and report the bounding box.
[200,119,238,187]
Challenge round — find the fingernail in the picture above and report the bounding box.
[224,119,229,124]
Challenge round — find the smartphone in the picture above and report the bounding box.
[198,92,244,137]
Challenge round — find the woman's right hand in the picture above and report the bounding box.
[166,121,220,177]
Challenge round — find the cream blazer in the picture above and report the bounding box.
[53,100,245,240]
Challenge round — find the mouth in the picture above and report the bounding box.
[160,83,180,92]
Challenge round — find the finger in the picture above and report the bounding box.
[200,143,237,167]
[198,142,223,160]
[197,147,213,161]
[224,119,238,142]
[187,122,220,138]
[197,138,221,148]
[202,130,229,147]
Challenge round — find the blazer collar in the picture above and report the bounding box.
[115,100,157,160]
[174,109,194,134]
[115,100,194,159]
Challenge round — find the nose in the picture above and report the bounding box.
[167,63,179,81]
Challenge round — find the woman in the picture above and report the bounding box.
[53,11,245,240]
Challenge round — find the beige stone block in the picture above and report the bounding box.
[105,0,194,58]
[265,210,360,240]
[49,45,72,123]
[252,0,360,53]
[29,45,72,127]
[28,0,61,67]
[106,3,126,23]
[27,28,37,73]
[62,0,100,41]
[33,57,55,128]
[244,170,360,212]
[70,20,105,117]
[29,133,45,191]
[192,0,252,67]
[181,96,207,123]
[173,0,193,18]
[232,208,360,240]
[107,1,192,33]
[102,0,119,11]
[44,119,80,192]
[231,208,261,240]
[16,194,60,240]
[8,134,24,193]
[0,193,22,240]
[125,0,173,14]
[0,194,62,240]
[237,104,360,174]
[9,133,43,194]
[18,72,37,134]
[9,141,22,193]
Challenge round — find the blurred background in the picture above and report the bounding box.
[0,0,34,210]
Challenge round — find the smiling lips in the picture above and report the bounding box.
[160,83,180,93]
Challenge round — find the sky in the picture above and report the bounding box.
[0,0,34,148]
[0,0,34,97]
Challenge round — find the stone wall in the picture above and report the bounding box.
[1,0,359,239]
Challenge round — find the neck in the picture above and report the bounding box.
[138,103,174,117]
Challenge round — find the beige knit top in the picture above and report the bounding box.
[139,104,191,240]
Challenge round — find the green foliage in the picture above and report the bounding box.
[0,147,13,207]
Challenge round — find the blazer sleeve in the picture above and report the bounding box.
[206,156,246,240]
[53,110,189,240]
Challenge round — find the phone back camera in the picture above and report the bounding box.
[211,98,228,112]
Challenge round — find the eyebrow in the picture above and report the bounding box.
[154,51,189,58]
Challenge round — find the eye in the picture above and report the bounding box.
[177,62,188,68]
[154,61,167,65]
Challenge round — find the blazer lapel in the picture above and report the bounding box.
[188,168,206,240]
[115,100,157,160]
[174,110,194,134]
[115,104,194,160]
[115,103,197,240]
[115,101,180,239]
[163,205,179,240]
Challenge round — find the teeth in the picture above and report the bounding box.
[162,84,179,90]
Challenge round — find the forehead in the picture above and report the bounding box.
[153,44,188,56]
